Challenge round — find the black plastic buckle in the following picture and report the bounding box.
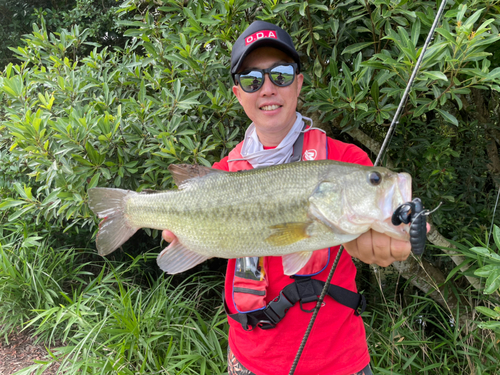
[355,294,366,316]
[261,291,293,328]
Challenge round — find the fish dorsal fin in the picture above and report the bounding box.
[282,251,313,275]
[168,164,223,187]
[265,222,311,246]
[157,238,211,274]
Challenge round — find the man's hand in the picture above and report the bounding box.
[343,230,411,267]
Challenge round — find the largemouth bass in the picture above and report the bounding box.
[88,160,412,275]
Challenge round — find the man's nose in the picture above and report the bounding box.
[259,73,277,96]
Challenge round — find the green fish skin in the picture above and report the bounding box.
[88,160,412,275]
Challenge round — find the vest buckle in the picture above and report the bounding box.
[262,291,293,328]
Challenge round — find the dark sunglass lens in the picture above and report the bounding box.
[270,65,295,86]
[239,71,264,92]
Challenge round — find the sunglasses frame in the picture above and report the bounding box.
[235,63,298,93]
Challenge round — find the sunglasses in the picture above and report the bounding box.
[235,63,298,93]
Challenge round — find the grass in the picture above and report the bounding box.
[363,272,500,375]
[0,223,228,374]
[1,221,499,374]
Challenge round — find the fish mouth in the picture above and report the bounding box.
[373,218,410,241]
[374,172,412,240]
[389,173,412,239]
[379,173,412,218]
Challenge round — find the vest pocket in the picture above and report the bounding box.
[233,257,268,312]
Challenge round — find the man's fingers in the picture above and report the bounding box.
[162,230,176,243]
[371,231,393,267]
[390,238,411,262]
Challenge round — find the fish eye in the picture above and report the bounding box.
[368,171,382,186]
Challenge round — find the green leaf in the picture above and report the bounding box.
[436,109,459,126]
[475,264,497,277]
[309,4,329,11]
[341,42,375,55]
[476,306,500,319]
[13,182,28,199]
[402,352,419,370]
[457,4,467,22]
[478,321,500,331]
[41,189,61,205]
[445,259,472,282]
[299,2,307,16]
[436,27,456,43]
[8,205,35,221]
[493,225,500,251]
[421,71,448,81]
[314,58,322,78]
[411,19,421,46]
[484,269,500,294]
[463,8,484,28]
[0,199,26,210]
[470,246,490,256]
[88,174,100,189]
[488,68,500,81]
[371,80,379,108]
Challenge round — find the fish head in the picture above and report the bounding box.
[309,166,412,240]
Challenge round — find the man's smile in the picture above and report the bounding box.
[260,104,282,111]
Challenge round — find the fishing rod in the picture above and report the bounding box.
[288,0,449,373]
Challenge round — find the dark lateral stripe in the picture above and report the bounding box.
[233,287,266,296]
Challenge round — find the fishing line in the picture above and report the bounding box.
[288,1,449,373]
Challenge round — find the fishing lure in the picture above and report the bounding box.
[391,198,427,256]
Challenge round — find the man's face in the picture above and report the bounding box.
[232,47,304,144]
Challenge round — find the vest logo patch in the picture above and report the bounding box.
[303,149,317,160]
[245,30,278,45]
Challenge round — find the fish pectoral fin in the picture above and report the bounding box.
[168,164,224,187]
[282,251,313,275]
[156,239,211,274]
[265,222,311,247]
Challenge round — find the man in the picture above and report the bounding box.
[163,21,412,375]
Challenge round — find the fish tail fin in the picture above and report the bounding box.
[88,188,139,256]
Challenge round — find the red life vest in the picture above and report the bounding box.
[225,127,362,321]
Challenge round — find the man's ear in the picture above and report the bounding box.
[232,85,242,103]
[296,73,304,96]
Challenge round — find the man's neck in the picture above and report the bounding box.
[255,114,298,147]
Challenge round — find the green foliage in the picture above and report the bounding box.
[0,223,228,374]
[365,296,500,374]
[0,11,243,231]
[2,0,500,372]
[0,220,93,336]
[458,225,500,333]
[0,0,132,68]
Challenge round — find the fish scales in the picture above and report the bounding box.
[127,162,325,257]
[88,160,412,274]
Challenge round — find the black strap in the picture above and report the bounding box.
[225,276,366,331]
[289,124,306,163]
